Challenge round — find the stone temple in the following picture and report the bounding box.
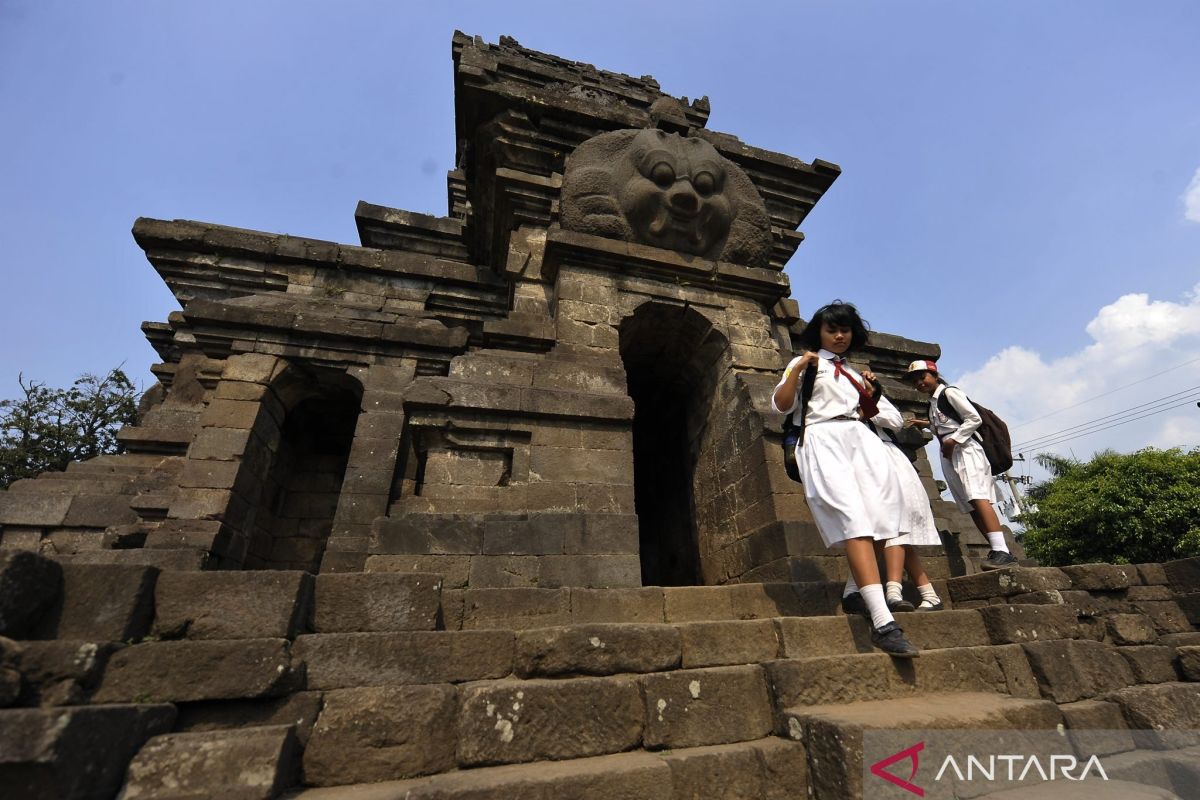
[1,32,1198,800]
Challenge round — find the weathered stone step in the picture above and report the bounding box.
[294,604,1082,691]
[1101,744,1200,798]
[0,703,176,800]
[119,724,300,800]
[285,738,807,799]
[782,692,1063,800]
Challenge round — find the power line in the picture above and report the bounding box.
[1008,354,1200,430]
[1020,396,1200,454]
[1012,384,1200,450]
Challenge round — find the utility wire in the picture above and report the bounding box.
[1008,354,1200,430]
[1021,396,1200,454]
[1012,384,1200,450]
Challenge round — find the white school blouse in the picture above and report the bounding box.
[928,385,982,444]
[771,349,868,422]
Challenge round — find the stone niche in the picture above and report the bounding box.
[0,32,997,589]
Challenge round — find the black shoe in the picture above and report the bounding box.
[916,600,945,612]
[841,592,868,617]
[887,597,916,613]
[871,622,920,658]
[980,550,1019,571]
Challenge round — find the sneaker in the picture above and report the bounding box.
[916,600,945,612]
[887,597,916,613]
[980,550,1019,571]
[871,622,920,658]
[841,592,868,617]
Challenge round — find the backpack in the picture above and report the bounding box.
[936,388,1013,475]
[781,363,817,483]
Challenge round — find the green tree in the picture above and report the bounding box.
[0,368,140,489]
[1021,447,1200,566]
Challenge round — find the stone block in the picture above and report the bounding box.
[0,493,72,527]
[1131,600,1194,634]
[946,567,1071,602]
[456,675,643,766]
[365,554,471,588]
[311,572,440,633]
[1007,590,1065,605]
[334,750,672,799]
[174,691,323,746]
[1162,556,1200,593]
[294,630,513,689]
[187,426,253,461]
[976,604,1081,644]
[179,458,242,490]
[753,737,809,800]
[663,586,737,622]
[372,514,485,554]
[564,514,639,555]
[199,398,264,429]
[1062,563,1140,590]
[1178,645,1200,681]
[303,685,457,786]
[482,517,567,555]
[62,494,138,527]
[774,616,864,659]
[468,555,541,588]
[1136,562,1169,586]
[1119,645,1181,684]
[514,623,680,677]
[10,640,122,706]
[1125,585,1175,602]
[1106,613,1158,645]
[121,724,300,800]
[659,741,765,800]
[641,665,773,749]
[221,353,280,384]
[0,703,175,800]
[153,571,313,640]
[93,639,301,703]
[1059,699,1136,756]
[31,563,156,642]
[677,619,780,668]
[461,588,571,630]
[570,587,665,624]
[1022,639,1136,703]
[0,551,62,638]
[539,554,641,588]
[1105,682,1200,749]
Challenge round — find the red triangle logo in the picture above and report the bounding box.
[869,741,925,797]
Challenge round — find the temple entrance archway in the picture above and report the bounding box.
[619,302,729,586]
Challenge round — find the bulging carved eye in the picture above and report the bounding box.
[650,162,675,188]
[693,171,716,197]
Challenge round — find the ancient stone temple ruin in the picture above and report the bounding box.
[1,32,1199,800]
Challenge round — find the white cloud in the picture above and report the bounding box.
[1185,168,1200,223]
[954,282,1200,468]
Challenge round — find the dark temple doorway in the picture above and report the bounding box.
[620,303,728,586]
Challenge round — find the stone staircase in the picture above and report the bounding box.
[2,553,1199,799]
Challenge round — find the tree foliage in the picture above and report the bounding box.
[1021,447,1200,566]
[0,369,139,489]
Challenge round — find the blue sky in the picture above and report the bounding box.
[2,1,1198,491]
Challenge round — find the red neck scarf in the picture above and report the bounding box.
[831,357,880,420]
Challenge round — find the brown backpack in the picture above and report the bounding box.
[937,388,1014,475]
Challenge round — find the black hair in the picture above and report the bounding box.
[906,370,947,386]
[797,300,870,353]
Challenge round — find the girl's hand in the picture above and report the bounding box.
[906,418,930,429]
[861,369,876,382]
[940,438,958,459]
[787,351,818,377]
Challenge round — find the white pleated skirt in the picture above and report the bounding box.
[881,441,941,547]
[941,437,1001,513]
[795,419,903,548]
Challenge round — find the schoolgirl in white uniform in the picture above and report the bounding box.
[772,302,919,657]
[861,388,944,611]
[904,360,1017,571]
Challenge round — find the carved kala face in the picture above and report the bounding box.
[617,130,733,256]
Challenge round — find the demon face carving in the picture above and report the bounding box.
[560,129,771,266]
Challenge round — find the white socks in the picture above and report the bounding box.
[917,582,941,609]
[985,532,1010,554]
[844,576,859,597]
[885,581,905,605]
[860,584,894,629]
